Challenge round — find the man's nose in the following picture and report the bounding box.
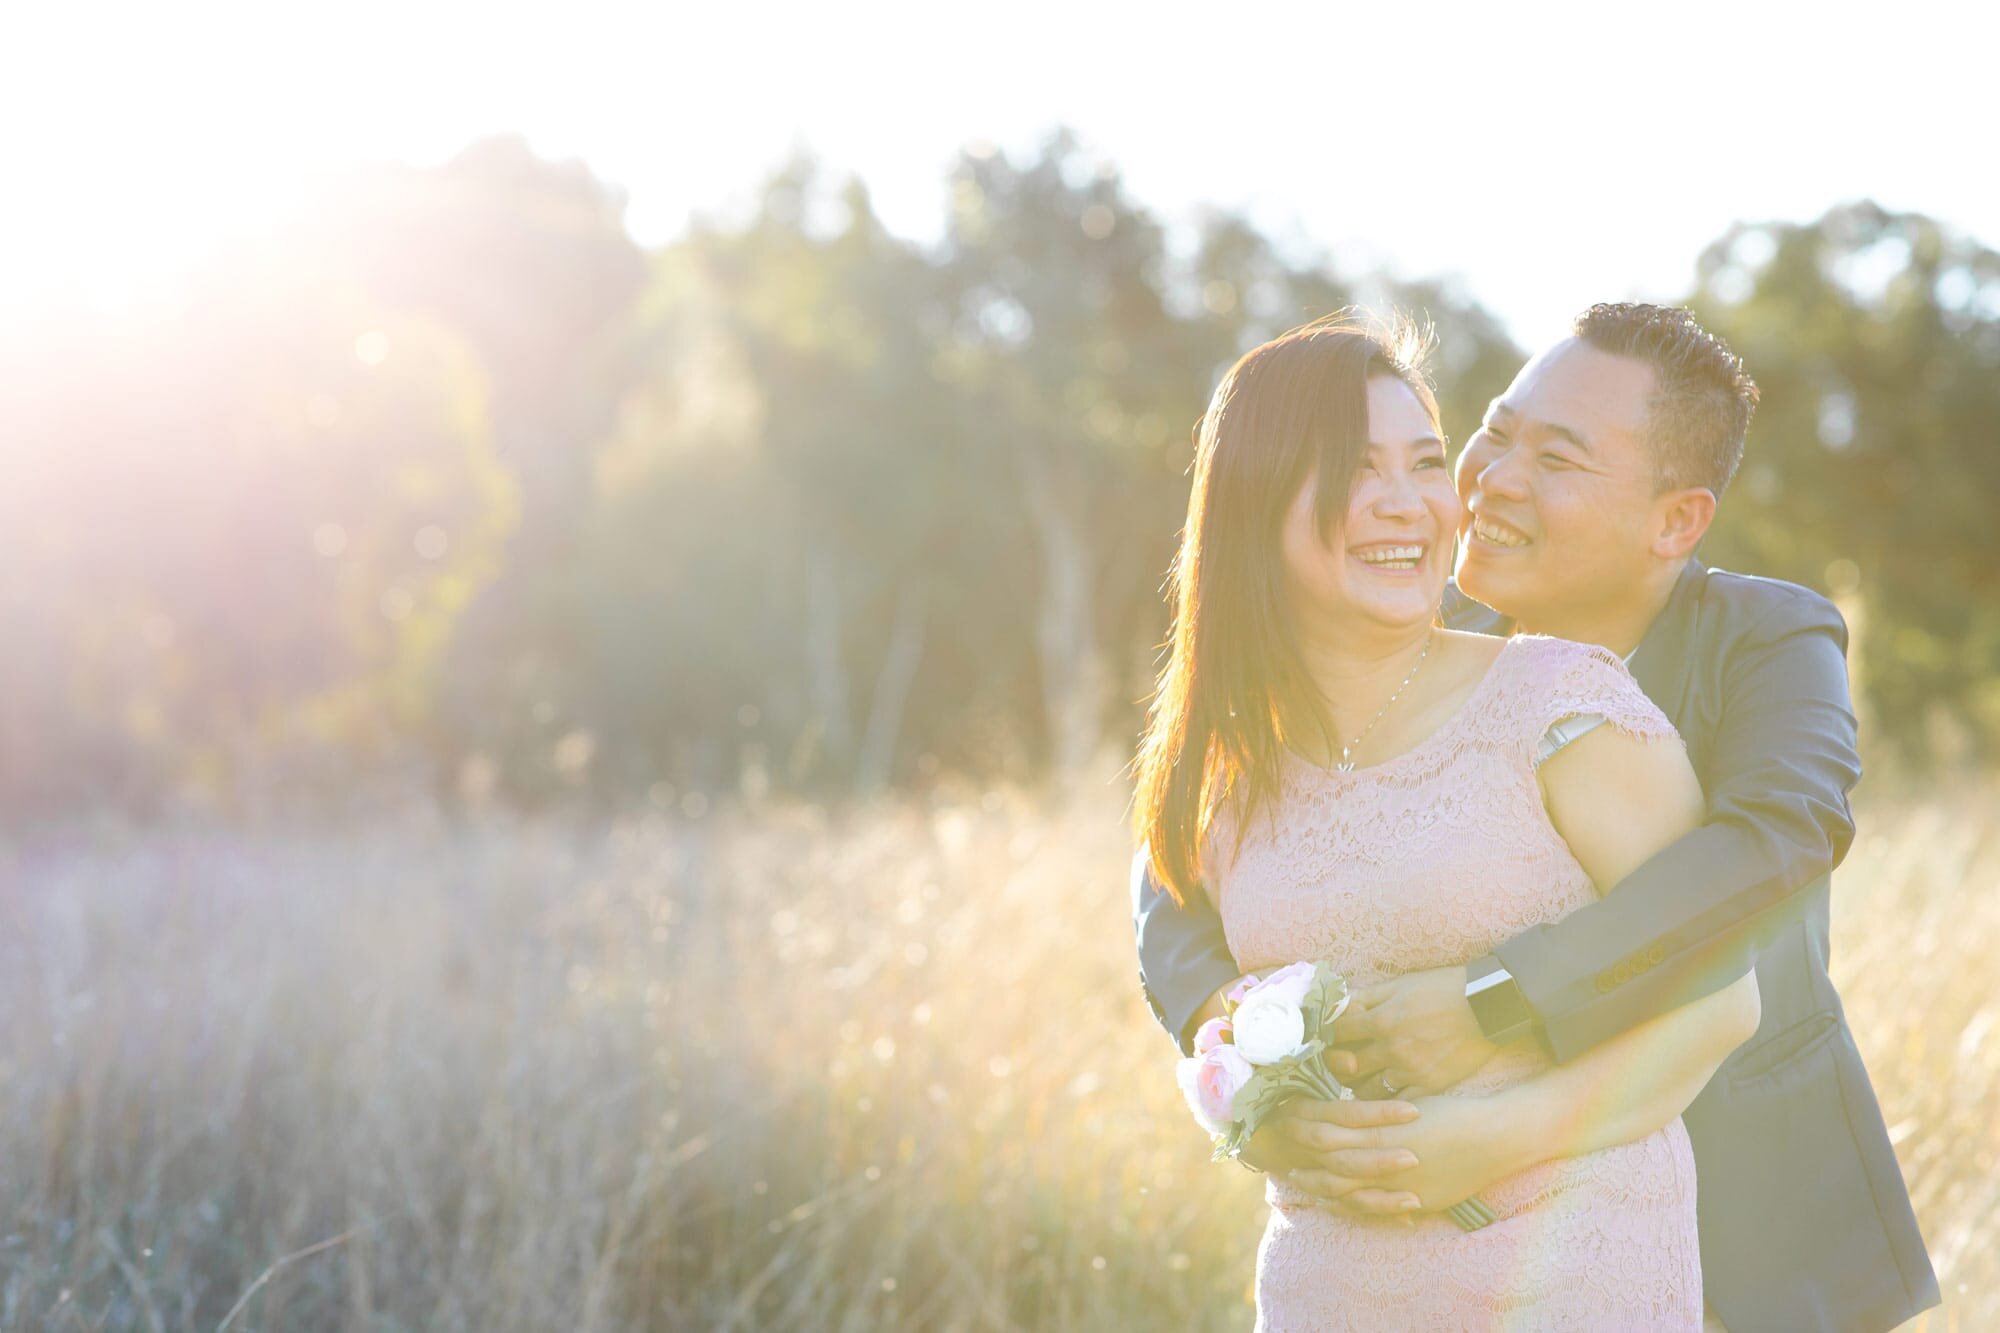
[1475,446,1531,502]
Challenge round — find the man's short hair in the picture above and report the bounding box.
[1572,302,1760,495]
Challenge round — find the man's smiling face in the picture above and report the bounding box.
[1453,337,1665,635]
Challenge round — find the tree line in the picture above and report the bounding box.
[4,131,1995,819]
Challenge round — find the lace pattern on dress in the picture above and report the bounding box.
[1211,634,1704,1331]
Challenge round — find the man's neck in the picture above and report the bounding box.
[1516,559,1686,658]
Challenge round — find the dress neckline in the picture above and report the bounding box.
[1284,634,1520,782]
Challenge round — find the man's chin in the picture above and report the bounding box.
[1454,558,1523,620]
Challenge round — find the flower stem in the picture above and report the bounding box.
[1296,1055,1349,1102]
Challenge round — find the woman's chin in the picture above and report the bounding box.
[1345,585,1446,633]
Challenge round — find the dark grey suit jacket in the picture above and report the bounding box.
[1131,560,1939,1332]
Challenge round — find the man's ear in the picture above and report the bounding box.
[1652,487,1717,560]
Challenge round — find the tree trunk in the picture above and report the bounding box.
[855,578,926,795]
[1016,447,1104,776]
[802,536,853,778]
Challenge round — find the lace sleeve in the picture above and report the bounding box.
[1513,635,1681,765]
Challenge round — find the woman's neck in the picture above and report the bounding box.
[1290,619,1437,751]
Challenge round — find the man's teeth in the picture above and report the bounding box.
[1355,545,1425,568]
[1472,517,1530,548]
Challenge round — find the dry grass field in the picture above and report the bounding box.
[1,773,1993,1330]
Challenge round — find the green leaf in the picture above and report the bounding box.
[1302,964,1350,1036]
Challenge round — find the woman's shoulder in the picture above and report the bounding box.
[1433,627,1509,683]
[1498,632,1629,675]
[1447,631,1629,704]
[1497,634,1678,746]
[1472,632,1672,752]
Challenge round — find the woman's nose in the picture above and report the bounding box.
[1372,470,1426,519]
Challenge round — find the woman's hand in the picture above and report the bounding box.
[1335,1093,1535,1216]
[1258,1096,1427,1214]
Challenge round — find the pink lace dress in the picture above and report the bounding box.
[1213,635,1704,1331]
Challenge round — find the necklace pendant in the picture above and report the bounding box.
[1336,748,1355,774]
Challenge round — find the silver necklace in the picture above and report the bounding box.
[1334,629,1435,773]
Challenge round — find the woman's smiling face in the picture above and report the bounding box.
[1281,374,1461,638]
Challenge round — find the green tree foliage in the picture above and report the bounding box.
[939,132,1207,775]
[572,160,976,794]
[327,136,652,795]
[1688,201,2000,752]
[562,132,1521,800]
[34,141,2000,815]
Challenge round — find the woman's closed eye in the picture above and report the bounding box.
[1360,451,1446,475]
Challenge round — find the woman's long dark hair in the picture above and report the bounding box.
[1133,316,1442,907]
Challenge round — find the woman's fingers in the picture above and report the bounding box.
[1282,1096,1419,1125]
[1351,1067,1416,1101]
[1324,1187,1422,1216]
[1280,1119,1412,1156]
[1281,1169,1367,1204]
[1315,1146,1419,1177]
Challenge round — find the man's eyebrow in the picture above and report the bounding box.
[1486,402,1592,453]
[1544,423,1592,453]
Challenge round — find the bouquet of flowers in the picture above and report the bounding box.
[1175,960,1354,1161]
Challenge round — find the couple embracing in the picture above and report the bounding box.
[1130,305,1940,1330]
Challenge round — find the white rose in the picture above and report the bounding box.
[1231,991,1310,1066]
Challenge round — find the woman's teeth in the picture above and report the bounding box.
[1354,544,1425,570]
[1471,516,1530,548]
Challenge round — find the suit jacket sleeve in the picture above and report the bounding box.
[1132,851,1240,1055]
[1493,589,1860,1062]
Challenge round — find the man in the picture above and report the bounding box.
[1133,304,1938,1331]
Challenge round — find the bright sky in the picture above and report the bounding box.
[8,0,1993,350]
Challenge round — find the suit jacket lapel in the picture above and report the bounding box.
[1441,580,1512,635]
[1627,558,1705,712]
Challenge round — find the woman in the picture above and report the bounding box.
[1133,319,1760,1329]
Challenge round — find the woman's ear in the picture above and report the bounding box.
[1652,487,1717,560]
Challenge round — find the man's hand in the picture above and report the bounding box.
[1248,1096,1425,1215]
[1328,965,1503,1098]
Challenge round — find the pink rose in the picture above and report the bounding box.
[1245,961,1316,1010]
[1192,1016,1233,1055]
[1177,1044,1254,1134]
[1225,974,1261,1008]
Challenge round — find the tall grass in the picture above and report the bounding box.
[0,775,1990,1329]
